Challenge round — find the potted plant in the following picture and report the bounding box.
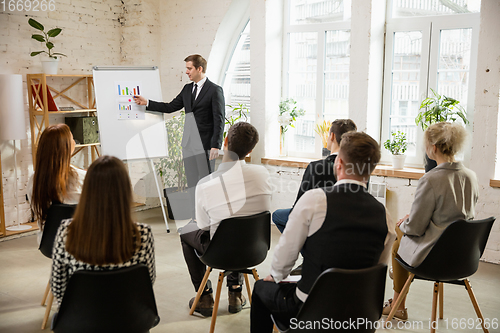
[384,131,408,170]
[278,98,306,156]
[28,18,66,74]
[416,88,468,171]
[155,111,190,220]
[315,120,332,158]
[224,103,249,140]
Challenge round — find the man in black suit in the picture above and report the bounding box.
[134,54,225,220]
[272,119,357,233]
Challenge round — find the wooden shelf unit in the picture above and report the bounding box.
[27,74,100,166]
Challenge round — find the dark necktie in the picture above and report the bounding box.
[191,83,198,105]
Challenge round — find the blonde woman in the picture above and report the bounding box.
[384,122,479,320]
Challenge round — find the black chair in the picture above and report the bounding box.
[386,217,496,333]
[38,203,76,329]
[272,264,387,333]
[189,211,271,333]
[51,264,160,333]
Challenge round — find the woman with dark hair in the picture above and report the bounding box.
[383,122,479,321]
[50,155,155,303]
[28,124,86,244]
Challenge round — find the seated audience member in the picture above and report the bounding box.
[251,132,395,333]
[180,122,272,316]
[28,124,86,245]
[272,119,357,233]
[383,122,478,321]
[50,156,155,304]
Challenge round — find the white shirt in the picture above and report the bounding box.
[192,76,207,101]
[196,160,272,238]
[270,179,396,302]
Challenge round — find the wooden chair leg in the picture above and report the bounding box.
[41,280,50,306]
[189,267,212,315]
[438,282,444,319]
[244,273,252,305]
[41,290,54,329]
[209,272,225,333]
[430,282,439,333]
[464,279,489,333]
[251,268,260,281]
[385,273,414,326]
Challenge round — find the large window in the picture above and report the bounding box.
[381,0,479,166]
[223,21,251,127]
[284,0,351,158]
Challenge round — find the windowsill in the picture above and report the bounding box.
[261,157,425,180]
[489,180,500,188]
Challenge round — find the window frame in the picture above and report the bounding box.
[381,10,480,167]
[283,1,351,159]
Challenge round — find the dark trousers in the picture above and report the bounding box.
[179,221,242,292]
[272,208,292,233]
[251,280,303,333]
[183,148,215,220]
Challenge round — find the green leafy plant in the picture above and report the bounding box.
[155,111,187,191]
[224,103,249,139]
[416,88,468,131]
[28,18,66,59]
[278,98,306,134]
[384,131,408,155]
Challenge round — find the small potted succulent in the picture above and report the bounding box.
[384,131,408,170]
[28,18,66,74]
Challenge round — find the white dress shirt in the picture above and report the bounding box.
[270,179,396,302]
[195,160,272,238]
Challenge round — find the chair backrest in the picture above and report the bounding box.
[51,264,159,333]
[398,217,495,281]
[38,203,76,258]
[291,264,387,333]
[199,211,271,271]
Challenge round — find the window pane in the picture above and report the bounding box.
[288,32,318,153]
[437,28,472,109]
[224,22,251,122]
[390,31,423,157]
[290,0,351,25]
[392,0,481,18]
[324,30,350,121]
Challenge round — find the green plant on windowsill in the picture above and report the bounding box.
[415,88,468,131]
[384,131,408,155]
[224,103,249,139]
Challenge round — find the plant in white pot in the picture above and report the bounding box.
[384,131,408,170]
[28,18,66,74]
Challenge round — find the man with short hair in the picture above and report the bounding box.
[180,122,272,317]
[250,132,395,333]
[134,54,225,221]
[272,119,357,233]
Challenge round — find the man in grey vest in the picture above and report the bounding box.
[250,132,395,333]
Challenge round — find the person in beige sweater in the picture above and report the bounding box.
[383,122,479,321]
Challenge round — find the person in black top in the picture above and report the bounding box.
[272,119,357,233]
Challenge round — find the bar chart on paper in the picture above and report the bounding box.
[115,81,146,120]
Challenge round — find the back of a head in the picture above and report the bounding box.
[227,122,259,160]
[425,122,467,159]
[339,132,380,179]
[32,124,75,224]
[184,54,207,73]
[330,119,357,145]
[67,155,139,266]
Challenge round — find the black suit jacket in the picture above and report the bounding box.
[147,79,225,151]
[293,154,337,207]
